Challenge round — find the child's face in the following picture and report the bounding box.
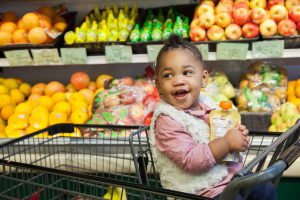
[156,48,208,110]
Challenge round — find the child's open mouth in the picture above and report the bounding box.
[173,89,189,100]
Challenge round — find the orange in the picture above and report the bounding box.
[0,31,12,45]
[12,29,29,44]
[28,27,48,44]
[54,21,67,32]
[0,22,18,33]
[31,82,46,95]
[5,126,26,138]
[38,14,52,29]
[52,92,67,103]
[79,89,94,105]
[53,101,71,116]
[31,106,49,115]
[0,94,12,109]
[96,74,113,89]
[25,126,38,134]
[17,19,24,29]
[1,104,15,120]
[70,110,88,124]
[10,89,25,104]
[28,94,41,107]
[19,83,31,97]
[71,101,88,113]
[2,11,18,23]
[22,12,40,31]
[296,87,300,98]
[3,78,19,90]
[29,111,48,129]
[69,92,86,103]
[14,102,32,115]
[37,6,56,19]
[219,101,232,110]
[49,110,67,125]
[38,96,54,111]
[66,83,77,92]
[88,81,97,92]
[45,81,65,97]
[7,113,29,130]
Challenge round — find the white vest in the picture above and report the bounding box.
[149,101,228,194]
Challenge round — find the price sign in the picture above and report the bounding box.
[105,45,132,63]
[196,44,209,60]
[60,48,87,64]
[4,50,33,66]
[216,43,248,60]
[252,40,284,58]
[147,44,163,62]
[31,49,61,65]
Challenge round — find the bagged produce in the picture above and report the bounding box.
[237,61,287,112]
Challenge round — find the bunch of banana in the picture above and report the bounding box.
[103,186,127,200]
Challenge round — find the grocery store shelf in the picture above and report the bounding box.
[0,48,300,67]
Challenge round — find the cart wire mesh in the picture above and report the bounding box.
[129,121,300,200]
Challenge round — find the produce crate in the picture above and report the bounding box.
[0,12,77,58]
[127,4,195,54]
[241,112,273,133]
[65,8,143,55]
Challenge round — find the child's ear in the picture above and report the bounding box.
[202,70,209,88]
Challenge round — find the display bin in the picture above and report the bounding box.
[262,35,300,49]
[0,12,77,58]
[129,121,300,199]
[64,7,143,55]
[241,112,272,133]
[127,4,195,54]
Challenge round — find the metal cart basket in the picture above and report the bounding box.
[129,121,300,200]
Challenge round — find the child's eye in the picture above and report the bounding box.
[163,74,172,79]
[183,71,193,76]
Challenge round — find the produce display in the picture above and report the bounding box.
[0,5,68,45]
[268,102,300,132]
[85,77,159,137]
[129,7,190,42]
[64,3,138,44]
[287,79,300,110]
[0,72,113,138]
[236,61,287,112]
[189,0,300,42]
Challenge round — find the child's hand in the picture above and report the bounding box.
[224,124,250,153]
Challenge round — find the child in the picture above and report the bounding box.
[149,34,277,200]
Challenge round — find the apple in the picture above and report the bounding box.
[233,1,249,10]
[129,103,144,122]
[233,8,250,26]
[289,5,300,23]
[215,4,232,13]
[189,26,206,41]
[277,19,297,36]
[249,0,266,9]
[198,12,215,29]
[250,7,268,24]
[225,23,242,40]
[215,12,232,28]
[120,76,134,86]
[270,5,288,23]
[207,25,225,41]
[103,94,120,108]
[297,21,300,31]
[119,91,136,105]
[196,4,214,18]
[201,0,215,8]
[259,19,277,36]
[285,0,300,11]
[143,83,156,95]
[267,0,284,10]
[242,22,260,38]
[190,18,200,30]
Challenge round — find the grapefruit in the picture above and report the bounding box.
[45,81,65,97]
[70,72,90,90]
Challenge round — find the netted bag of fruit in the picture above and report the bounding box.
[237,62,287,112]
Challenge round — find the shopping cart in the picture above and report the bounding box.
[0,123,210,199]
[129,120,300,200]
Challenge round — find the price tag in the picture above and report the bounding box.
[105,45,132,63]
[216,43,249,60]
[60,48,87,64]
[252,40,284,58]
[4,50,33,66]
[196,44,209,60]
[147,44,163,62]
[31,49,61,65]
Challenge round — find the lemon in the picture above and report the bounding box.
[31,106,49,115]
[70,110,88,124]
[7,113,29,130]
[29,112,48,129]
[19,83,31,97]
[49,110,67,125]
[10,89,25,104]
[14,102,32,115]
[71,101,88,112]
[5,126,26,138]
[0,85,9,95]
[69,92,85,103]
[53,101,71,116]
[1,104,15,120]
[0,94,12,109]
[38,96,54,111]
[3,78,19,90]
[51,92,67,103]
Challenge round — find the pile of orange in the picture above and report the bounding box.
[0,6,67,45]
[287,79,300,111]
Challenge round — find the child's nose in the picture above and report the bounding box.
[173,76,185,86]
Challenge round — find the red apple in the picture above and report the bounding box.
[233,1,250,11]
[189,26,206,42]
[249,0,267,9]
[196,4,214,18]
[233,8,250,26]
[215,12,232,28]
[129,103,144,122]
[215,4,232,13]
[270,5,288,23]
[225,23,242,40]
[190,18,200,30]
[289,5,300,23]
[277,19,297,36]
[259,19,277,37]
[198,12,215,29]
[207,25,225,41]
[250,7,268,24]
[285,0,300,11]
[242,22,260,38]
[297,21,300,31]
[143,83,156,95]
[120,77,134,86]
[267,0,284,10]
[201,0,215,8]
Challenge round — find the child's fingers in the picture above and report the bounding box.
[242,129,249,136]
[239,125,246,131]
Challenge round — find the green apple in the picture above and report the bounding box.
[271,112,280,124]
[268,124,277,132]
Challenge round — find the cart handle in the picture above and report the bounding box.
[279,138,300,168]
